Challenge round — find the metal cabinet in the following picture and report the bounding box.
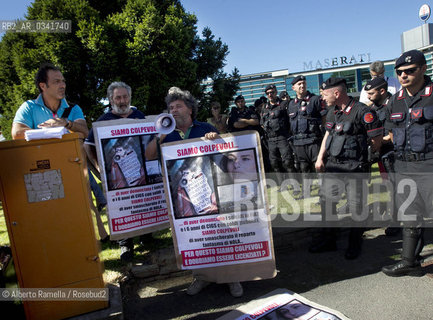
[0,134,107,319]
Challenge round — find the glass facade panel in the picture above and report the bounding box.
[286,75,320,98]
[321,71,357,93]
[306,75,320,95]
[359,67,371,87]
[384,64,396,79]
[425,52,433,79]
[219,58,407,108]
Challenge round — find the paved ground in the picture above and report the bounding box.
[120,228,433,320]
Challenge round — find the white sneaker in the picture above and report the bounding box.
[186,279,210,295]
[228,282,243,297]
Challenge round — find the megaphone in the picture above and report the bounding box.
[155,113,175,135]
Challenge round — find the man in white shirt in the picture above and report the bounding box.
[359,60,401,106]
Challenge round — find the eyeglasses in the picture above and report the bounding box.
[396,67,419,76]
[266,91,275,95]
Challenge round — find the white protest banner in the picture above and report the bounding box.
[217,288,350,320]
[93,119,169,240]
[161,131,276,281]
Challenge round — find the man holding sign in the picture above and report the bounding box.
[146,87,244,297]
[85,81,149,262]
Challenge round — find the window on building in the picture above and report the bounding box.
[322,70,357,93]
[384,64,397,80]
[305,75,320,95]
[359,67,370,87]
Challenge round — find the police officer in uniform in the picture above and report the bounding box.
[365,77,400,236]
[279,90,290,102]
[253,97,271,172]
[288,75,327,174]
[365,77,394,165]
[311,77,383,259]
[365,77,392,122]
[227,95,259,132]
[382,50,433,276]
[260,84,294,187]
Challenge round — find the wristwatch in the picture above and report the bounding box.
[65,119,72,129]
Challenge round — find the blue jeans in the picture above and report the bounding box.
[88,170,107,207]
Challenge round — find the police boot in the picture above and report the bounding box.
[382,228,424,277]
[308,228,337,253]
[384,227,401,237]
[345,228,364,260]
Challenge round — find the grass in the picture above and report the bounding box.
[0,164,391,284]
[0,197,174,285]
[266,164,390,215]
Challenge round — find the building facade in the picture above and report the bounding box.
[223,23,433,108]
[229,61,399,108]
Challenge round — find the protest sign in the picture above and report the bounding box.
[93,118,169,240]
[161,131,276,282]
[217,288,350,320]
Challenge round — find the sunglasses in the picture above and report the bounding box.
[396,67,419,76]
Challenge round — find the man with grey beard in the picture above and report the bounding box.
[84,81,149,262]
[85,81,146,179]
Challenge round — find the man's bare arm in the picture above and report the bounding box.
[38,118,89,139]
[145,134,167,160]
[233,118,259,128]
[69,119,89,139]
[315,131,329,172]
[11,122,31,140]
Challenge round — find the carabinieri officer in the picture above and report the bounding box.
[382,50,433,276]
[311,77,382,260]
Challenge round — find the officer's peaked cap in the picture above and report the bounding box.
[279,91,288,98]
[364,77,387,91]
[395,50,426,69]
[321,77,347,90]
[234,95,244,102]
[264,84,276,93]
[291,75,306,85]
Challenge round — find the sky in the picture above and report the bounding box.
[1,0,431,75]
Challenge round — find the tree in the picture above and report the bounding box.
[197,68,240,121]
[0,0,238,139]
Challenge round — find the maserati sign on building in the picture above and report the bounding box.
[303,53,372,71]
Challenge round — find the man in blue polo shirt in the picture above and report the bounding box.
[145,86,218,158]
[12,63,88,140]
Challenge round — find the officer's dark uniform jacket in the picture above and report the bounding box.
[227,106,258,132]
[372,92,394,156]
[288,92,327,145]
[260,98,290,139]
[385,76,433,173]
[325,98,382,171]
[372,92,392,125]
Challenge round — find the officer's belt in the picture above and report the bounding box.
[396,151,433,162]
[328,156,361,164]
[293,133,320,140]
[267,135,289,141]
